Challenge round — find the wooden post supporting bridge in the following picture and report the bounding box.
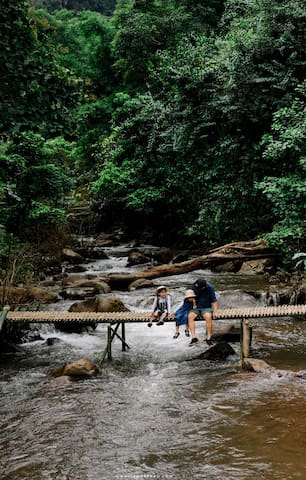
[1,304,306,364]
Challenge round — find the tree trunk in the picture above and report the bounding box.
[103,240,279,289]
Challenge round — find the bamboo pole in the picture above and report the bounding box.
[0,306,10,332]
[121,322,126,351]
[107,324,112,360]
[241,319,252,359]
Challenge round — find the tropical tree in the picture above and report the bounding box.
[30,0,116,16]
[0,0,81,137]
[91,0,306,246]
[111,0,191,88]
[0,132,74,242]
[256,82,306,263]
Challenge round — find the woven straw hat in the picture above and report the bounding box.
[184,289,196,298]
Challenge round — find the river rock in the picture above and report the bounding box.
[50,358,100,379]
[75,280,111,293]
[94,232,114,247]
[68,296,129,313]
[211,260,243,273]
[239,259,272,274]
[242,358,272,372]
[145,247,173,264]
[0,286,58,304]
[20,331,44,343]
[127,250,151,266]
[61,279,112,299]
[242,358,306,379]
[195,342,236,361]
[62,274,99,286]
[128,279,154,291]
[62,248,84,264]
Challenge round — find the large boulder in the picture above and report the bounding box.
[68,296,129,313]
[127,250,151,266]
[60,280,111,300]
[195,342,236,361]
[75,280,111,293]
[144,247,173,264]
[50,358,100,379]
[153,247,173,264]
[62,248,84,265]
[0,286,58,304]
[29,287,58,303]
[94,232,116,247]
[62,295,128,333]
[239,258,272,274]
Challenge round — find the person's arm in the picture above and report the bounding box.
[151,297,157,313]
[212,300,218,318]
[166,295,172,317]
[210,286,218,318]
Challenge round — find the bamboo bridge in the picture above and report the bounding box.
[1,304,306,363]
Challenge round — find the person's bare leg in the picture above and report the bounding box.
[188,312,198,338]
[173,324,180,338]
[204,312,213,340]
[148,311,158,326]
[157,312,167,325]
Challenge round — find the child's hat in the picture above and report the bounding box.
[156,285,168,294]
[184,289,196,298]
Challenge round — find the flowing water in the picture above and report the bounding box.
[1,246,306,480]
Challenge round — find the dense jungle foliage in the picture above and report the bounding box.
[0,0,305,268]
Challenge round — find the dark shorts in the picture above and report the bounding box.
[190,308,213,316]
[154,309,167,315]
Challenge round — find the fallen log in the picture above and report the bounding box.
[103,252,279,289]
[208,239,274,255]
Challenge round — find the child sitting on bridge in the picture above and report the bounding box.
[148,285,172,327]
[173,289,196,338]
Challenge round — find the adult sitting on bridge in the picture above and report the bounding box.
[188,278,218,346]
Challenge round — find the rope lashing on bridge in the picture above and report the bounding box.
[5,304,306,324]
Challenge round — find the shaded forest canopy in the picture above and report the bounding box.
[30,0,116,16]
[0,0,305,269]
